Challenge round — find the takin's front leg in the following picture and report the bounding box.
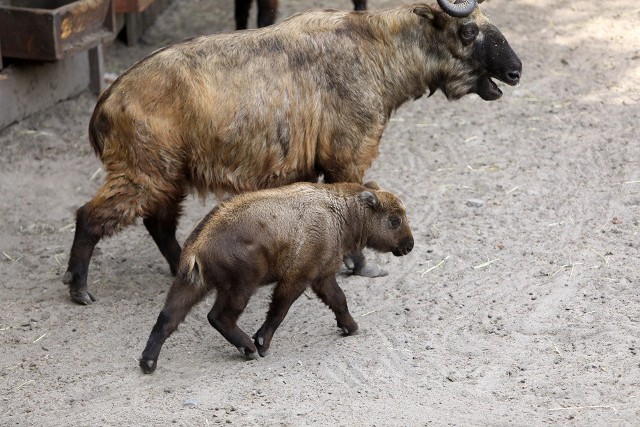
[343,252,388,278]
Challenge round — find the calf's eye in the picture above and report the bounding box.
[389,215,402,229]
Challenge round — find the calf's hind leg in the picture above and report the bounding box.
[140,277,209,374]
[207,288,257,356]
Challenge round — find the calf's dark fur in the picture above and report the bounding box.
[139,182,413,373]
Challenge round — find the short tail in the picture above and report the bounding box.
[87,100,110,158]
[179,254,205,287]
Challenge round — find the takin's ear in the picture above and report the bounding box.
[359,191,379,210]
[363,181,381,190]
[413,5,446,30]
[413,4,435,20]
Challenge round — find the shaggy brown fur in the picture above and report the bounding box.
[63,2,521,304]
[139,181,414,373]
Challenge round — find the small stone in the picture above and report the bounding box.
[183,397,199,408]
[466,198,484,208]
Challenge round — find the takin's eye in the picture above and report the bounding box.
[388,215,402,229]
[459,22,479,45]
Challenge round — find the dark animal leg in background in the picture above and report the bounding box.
[253,281,306,356]
[312,276,358,335]
[140,279,209,373]
[352,0,367,11]
[143,197,184,275]
[62,204,101,305]
[257,0,278,28]
[234,0,251,30]
[207,289,257,356]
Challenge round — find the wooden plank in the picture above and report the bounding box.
[0,7,58,60]
[0,0,115,61]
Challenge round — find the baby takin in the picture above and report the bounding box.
[139,182,413,373]
[64,1,521,304]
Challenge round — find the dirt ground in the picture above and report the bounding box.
[1,0,639,425]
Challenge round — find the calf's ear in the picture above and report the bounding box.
[359,191,379,209]
[363,181,381,190]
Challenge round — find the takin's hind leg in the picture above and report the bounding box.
[63,176,160,305]
[312,276,358,335]
[207,289,257,357]
[143,194,185,276]
[140,277,209,374]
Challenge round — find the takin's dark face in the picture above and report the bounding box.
[466,15,522,100]
[419,6,523,101]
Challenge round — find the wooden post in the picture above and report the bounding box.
[88,44,105,95]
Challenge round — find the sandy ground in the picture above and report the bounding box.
[1,0,639,425]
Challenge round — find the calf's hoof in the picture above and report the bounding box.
[337,320,358,336]
[139,358,157,374]
[252,334,270,357]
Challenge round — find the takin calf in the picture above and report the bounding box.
[139,182,414,373]
[63,1,521,305]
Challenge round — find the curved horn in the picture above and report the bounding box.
[436,0,477,18]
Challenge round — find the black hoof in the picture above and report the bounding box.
[337,321,358,336]
[252,334,269,357]
[139,358,156,374]
[69,288,96,305]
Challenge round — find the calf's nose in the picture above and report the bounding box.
[401,236,414,254]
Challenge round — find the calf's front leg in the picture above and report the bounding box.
[253,280,306,357]
[312,275,358,335]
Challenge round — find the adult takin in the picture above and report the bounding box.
[139,182,414,373]
[63,0,521,304]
